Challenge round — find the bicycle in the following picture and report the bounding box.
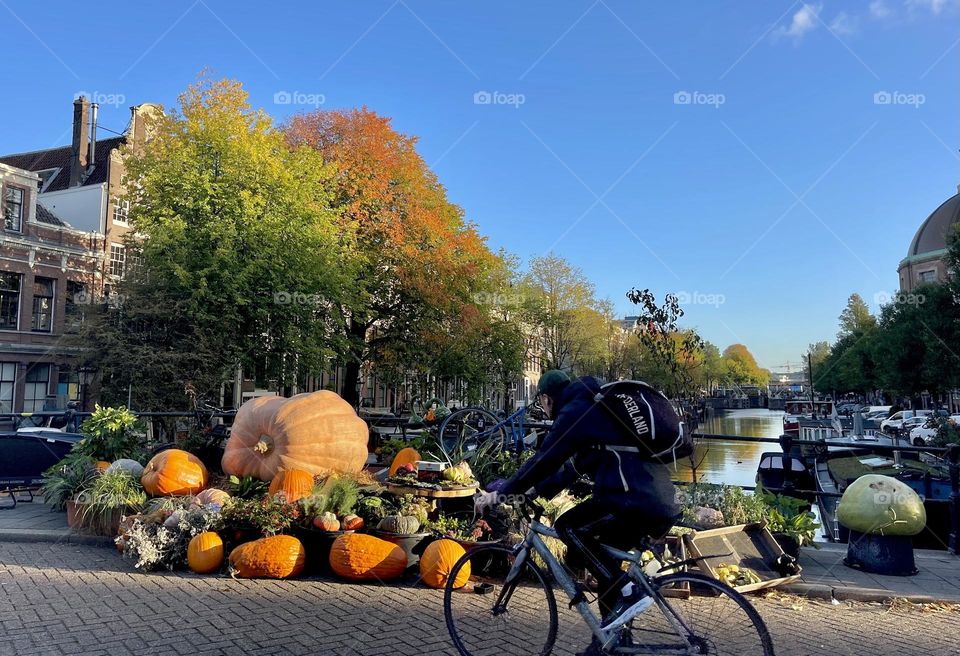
[437,401,546,460]
[444,500,774,656]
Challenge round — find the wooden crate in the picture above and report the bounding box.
[682,523,801,594]
[657,535,691,599]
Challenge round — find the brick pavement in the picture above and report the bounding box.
[0,543,958,656]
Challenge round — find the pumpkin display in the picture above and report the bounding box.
[191,488,231,508]
[188,532,225,574]
[377,515,421,535]
[94,460,111,473]
[141,449,208,497]
[329,533,407,581]
[313,512,340,532]
[420,539,470,589]
[222,391,368,481]
[341,514,364,531]
[268,468,315,503]
[389,447,421,476]
[228,535,306,579]
[106,459,145,478]
[836,474,927,536]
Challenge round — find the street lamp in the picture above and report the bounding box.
[77,366,96,412]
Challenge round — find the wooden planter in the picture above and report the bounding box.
[65,499,87,529]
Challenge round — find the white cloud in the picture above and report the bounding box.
[829,11,858,34]
[869,0,893,18]
[773,3,823,42]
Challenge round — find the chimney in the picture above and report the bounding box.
[87,103,98,174]
[69,96,90,187]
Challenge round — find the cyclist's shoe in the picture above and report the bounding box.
[600,590,654,632]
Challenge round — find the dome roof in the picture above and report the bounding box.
[908,192,960,257]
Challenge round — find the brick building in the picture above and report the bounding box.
[0,97,154,413]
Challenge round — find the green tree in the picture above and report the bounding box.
[722,344,768,386]
[838,293,876,337]
[81,78,350,409]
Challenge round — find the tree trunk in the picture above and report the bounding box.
[342,320,369,407]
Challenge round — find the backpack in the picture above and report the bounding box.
[594,380,693,464]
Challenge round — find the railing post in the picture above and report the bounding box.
[778,434,795,495]
[948,444,960,556]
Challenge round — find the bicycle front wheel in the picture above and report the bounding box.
[638,572,774,655]
[444,545,558,656]
[438,408,507,459]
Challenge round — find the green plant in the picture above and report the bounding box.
[755,484,820,548]
[354,493,396,526]
[40,452,98,511]
[315,475,359,516]
[677,483,769,527]
[932,416,960,447]
[76,405,145,462]
[80,471,147,511]
[396,494,431,525]
[226,474,269,499]
[221,496,302,536]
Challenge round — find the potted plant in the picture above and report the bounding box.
[371,494,434,567]
[291,475,363,573]
[41,453,99,525]
[220,495,301,546]
[77,471,148,536]
[74,405,146,463]
[428,513,500,552]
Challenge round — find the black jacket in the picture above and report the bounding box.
[501,376,678,518]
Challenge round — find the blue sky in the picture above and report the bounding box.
[1,1,957,371]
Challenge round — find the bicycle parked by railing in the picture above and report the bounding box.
[444,499,774,656]
[437,401,547,459]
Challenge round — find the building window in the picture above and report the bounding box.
[112,198,130,225]
[57,367,80,402]
[23,364,50,413]
[0,363,15,412]
[65,280,86,333]
[4,186,25,232]
[109,243,126,277]
[918,270,937,283]
[31,277,54,332]
[0,273,21,330]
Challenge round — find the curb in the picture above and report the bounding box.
[780,582,960,605]
[0,528,114,547]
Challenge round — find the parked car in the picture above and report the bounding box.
[880,409,932,433]
[910,415,960,445]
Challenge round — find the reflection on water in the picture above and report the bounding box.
[671,409,784,488]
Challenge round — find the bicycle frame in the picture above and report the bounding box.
[501,520,697,654]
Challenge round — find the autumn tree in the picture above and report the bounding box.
[284,108,502,406]
[722,344,768,386]
[82,78,349,409]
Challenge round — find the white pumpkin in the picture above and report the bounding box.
[106,459,145,478]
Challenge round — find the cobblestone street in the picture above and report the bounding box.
[0,543,957,656]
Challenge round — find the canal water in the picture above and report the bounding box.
[671,408,784,488]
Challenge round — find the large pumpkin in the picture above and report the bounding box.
[228,535,306,579]
[836,474,927,536]
[389,447,421,476]
[420,539,470,589]
[268,469,314,503]
[141,449,208,497]
[329,533,407,581]
[222,391,368,481]
[188,532,225,574]
[191,488,231,508]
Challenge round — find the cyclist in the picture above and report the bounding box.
[476,369,680,656]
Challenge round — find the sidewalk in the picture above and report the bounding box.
[2,497,958,602]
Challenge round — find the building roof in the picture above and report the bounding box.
[908,192,960,257]
[35,204,68,227]
[0,136,124,192]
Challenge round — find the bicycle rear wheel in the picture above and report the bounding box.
[438,408,507,459]
[633,572,774,655]
[444,545,558,656]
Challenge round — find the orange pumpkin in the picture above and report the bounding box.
[267,469,314,504]
[94,461,111,473]
[329,533,407,581]
[141,449,208,496]
[341,514,364,531]
[222,391,368,481]
[420,539,470,589]
[389,447,421,476]
[191,488,231,508]
[188,532,225,574]
[228,535,306,579]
